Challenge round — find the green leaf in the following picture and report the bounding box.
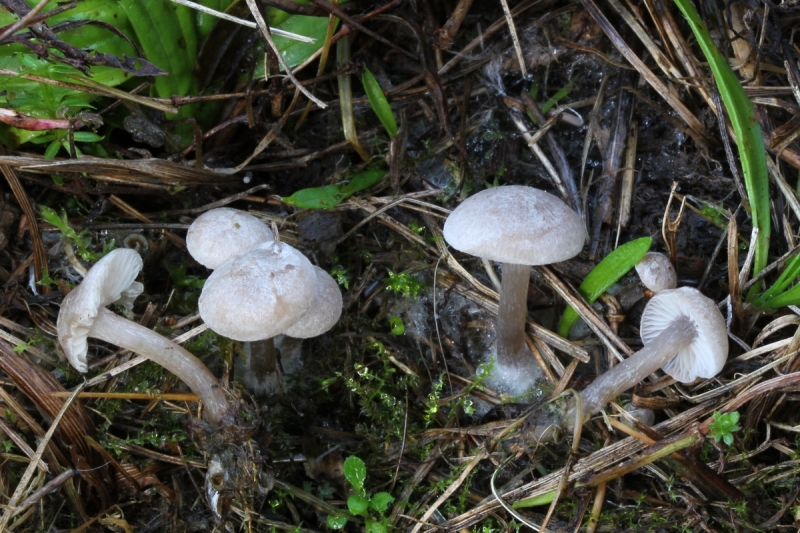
[673,0,770,300]
[347,494,369,516]
[513,489,557,508]
[370,492,394,513]
[343,456,367,492]
[362,68,398,137]
[755,250,800,308]
[326,515,348,529]
[282,168,386,209]
[389,316,405,335]
[44,139,61,160]
[366,521,388,533]
[72,132,104,143]
[558,237,652,337]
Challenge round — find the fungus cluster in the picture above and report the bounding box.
[443,185,585,394]
[188,208,343,392]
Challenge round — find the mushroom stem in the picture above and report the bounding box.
[496,262,532,369]
[90,308,230,425]
[578,314,696,417]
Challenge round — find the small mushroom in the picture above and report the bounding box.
[443,185,585,393]
[199,240,316,341]
[57,249,230,425]
[579,287,727,416]
[635,252,677,294]
[187,208,273,269]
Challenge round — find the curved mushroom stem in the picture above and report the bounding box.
[520,315,698,444]
[90,308,230,425]
[496,262,532,370]
[577,314,696,418]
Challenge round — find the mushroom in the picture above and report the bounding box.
[523,287,727,441]
[579,287,727,416]
[187,207,273,269]
[443,185,585,393]
[199,239,318,394]
[635,252,677,294]
[57,249,230,425]
[199,240,317,341]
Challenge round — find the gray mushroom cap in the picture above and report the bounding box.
[199,241,316,341]
[635,252,677,293]
[640,287,728,382]
[443,185,585,265]
[187,208,274,269]
[282,266,343,338]
[57,248,144,372]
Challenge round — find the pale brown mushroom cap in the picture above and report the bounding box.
[199,241,316,341]
[635,252,677,293]
[187,207,273,269]
[282,266,343,338]
[640,287,728,382]
[443,185,585,265]
[57,248,144,372]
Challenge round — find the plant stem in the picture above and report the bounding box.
[91,308,230,425]
[496,262,532,370]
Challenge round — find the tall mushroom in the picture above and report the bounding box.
[443,186,585,394]
[57,249,231,425]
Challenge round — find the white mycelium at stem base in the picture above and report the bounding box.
[57,249,230,425]
[443,186,585,391]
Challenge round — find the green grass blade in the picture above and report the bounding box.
[361,68,398,138]
[673,0,770,300]
[557,237,651,338]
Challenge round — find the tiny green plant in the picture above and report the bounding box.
[362,67,398,138]
[281,168,386,209]
[327,456,394,533]
[39,205,115,262]
[708,411,741,446]
[385,270,425,298]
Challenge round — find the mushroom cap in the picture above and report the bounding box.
[640,287,728,382]
[282,266,343,338]
[635,252,677,293]
[57,248,144,373]
[199,241,316,341]
[187,208,274,269]
[442,185,585,265]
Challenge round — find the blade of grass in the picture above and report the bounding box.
[673,0,770,299]
[558,237,651,337]
[362,67,398,138]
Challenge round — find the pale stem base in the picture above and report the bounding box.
[91,308,230,425]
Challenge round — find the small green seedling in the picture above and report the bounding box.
[282,168,385,209]
[388,316,405,335]
[362,67,398,138]
[327,456,394,533]
[385,270,425,298]
[39,205,115,262]
[709,411,741,446]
